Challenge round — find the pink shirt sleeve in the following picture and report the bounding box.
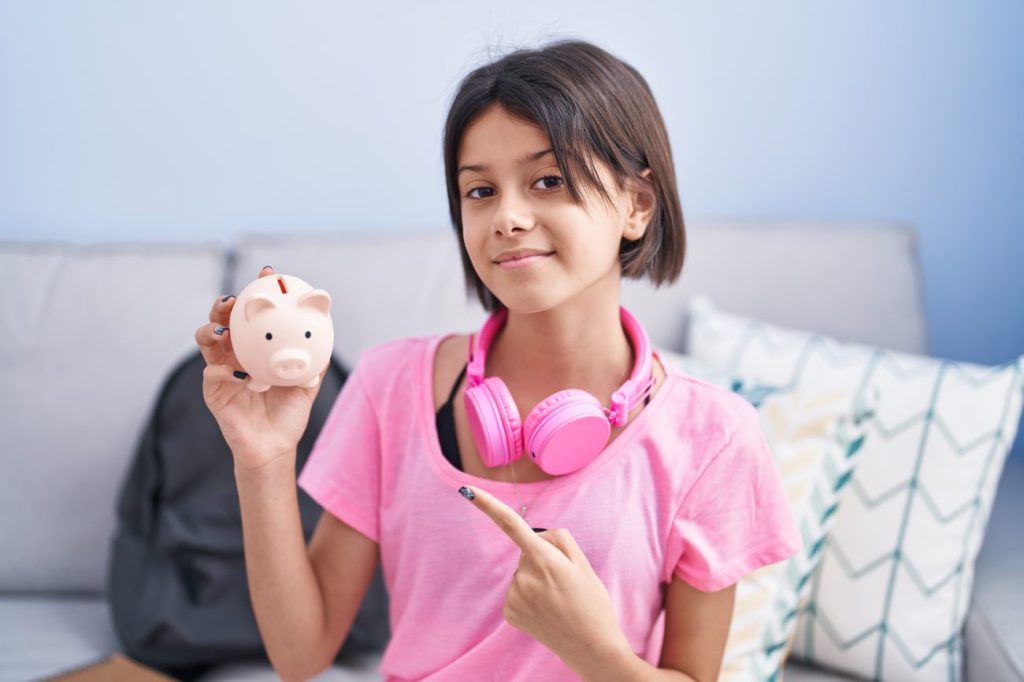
[670,402,802,592]
[296,360,381,543]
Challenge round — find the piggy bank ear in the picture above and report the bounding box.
[298,289,332,315]
[244,294,277,322]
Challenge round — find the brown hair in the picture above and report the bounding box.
[442,38,686,312]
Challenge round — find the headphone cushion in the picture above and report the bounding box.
[465,376,523,467]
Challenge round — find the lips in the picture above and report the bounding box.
[493,248,555,264]
[497,251,553,263]
[496,252,554,270]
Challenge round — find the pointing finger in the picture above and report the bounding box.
[458,485,560,559]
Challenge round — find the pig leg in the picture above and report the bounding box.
[301,374,321,389]
[246,381,272,392]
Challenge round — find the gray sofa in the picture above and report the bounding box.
[1,220,1020,681]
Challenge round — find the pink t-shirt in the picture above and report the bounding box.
[297,333,802,681]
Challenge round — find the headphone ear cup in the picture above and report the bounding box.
[464,376,523,468]
[523,389,610,475]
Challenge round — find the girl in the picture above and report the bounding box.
[198,39,801,682]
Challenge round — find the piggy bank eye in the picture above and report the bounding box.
[265,332,273,341]
[305,331,312,339]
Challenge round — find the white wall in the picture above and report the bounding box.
[1,0,1022,371]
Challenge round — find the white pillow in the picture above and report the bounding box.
[659,349,874,680]
[685,293,1024,682]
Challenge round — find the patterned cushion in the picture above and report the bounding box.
[659,349,874,681]
[685,293,1024,682]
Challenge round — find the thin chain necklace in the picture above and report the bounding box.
[507,459,557,525]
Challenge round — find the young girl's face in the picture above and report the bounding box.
[457,104,647,315]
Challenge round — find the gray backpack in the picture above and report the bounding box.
[108,349,390,680]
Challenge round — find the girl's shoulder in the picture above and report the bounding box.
[346,333,440,391]
[655,359,759,448]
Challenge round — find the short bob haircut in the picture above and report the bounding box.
[442,38,686,312]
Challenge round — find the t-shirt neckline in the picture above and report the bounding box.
[419,332,681,494]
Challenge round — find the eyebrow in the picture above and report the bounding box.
[457,148,554,177]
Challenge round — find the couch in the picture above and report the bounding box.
[1,220,1020,681]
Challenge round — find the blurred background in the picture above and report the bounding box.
[1,0,1021,457]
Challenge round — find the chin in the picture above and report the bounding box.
[493,289,567,316]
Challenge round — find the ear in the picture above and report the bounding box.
[244,294,277,322]
[298,289,332,316]
[622,168,656,242]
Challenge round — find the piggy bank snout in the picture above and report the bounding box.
[270,347,312,380]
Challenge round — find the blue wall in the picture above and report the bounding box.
[1,1,1021,452]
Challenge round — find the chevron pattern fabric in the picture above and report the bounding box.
[660,350,875,681]
[685,294,1024,682]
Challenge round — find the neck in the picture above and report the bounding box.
[487,298,635,401]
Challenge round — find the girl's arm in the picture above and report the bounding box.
[235,452,379,682]
[657,577,735,679]
[571,576,735,682]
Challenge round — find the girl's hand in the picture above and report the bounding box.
[195,266,329,472]
[458,485,633,670]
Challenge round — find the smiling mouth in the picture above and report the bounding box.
[495,252,555,269]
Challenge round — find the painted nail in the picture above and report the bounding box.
[262,265,272,272]
[531,527,547,533]
[233,371,248,380]
[214,326,227,335]
[458,486,475,501]
[221,295,235,303]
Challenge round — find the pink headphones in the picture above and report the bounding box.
[463,305,657,476]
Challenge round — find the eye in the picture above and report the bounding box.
[465,186,494,200]
[305,331,311,338]
[532,175,563,190]
[463,175,563,200]
[265,332,272,340]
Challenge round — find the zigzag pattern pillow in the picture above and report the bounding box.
[659,349,875,681]
[685,294,1024,682]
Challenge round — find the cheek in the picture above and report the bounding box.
[462,231,492,277]
[462,227,484,262]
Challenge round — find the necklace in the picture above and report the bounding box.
[507,459,558,525]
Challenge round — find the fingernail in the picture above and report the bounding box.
[214,326,228,335]
[531,527,547,533]
[233,371,248,380]
[221,295,235,303]
[262,265,272,272]
[458,486,475,501]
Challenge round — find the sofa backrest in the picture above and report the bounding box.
[231,219,929,367]
[0,219,927,594]
[0,241,224,593]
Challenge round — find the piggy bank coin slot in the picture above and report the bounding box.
[277,277,288,294]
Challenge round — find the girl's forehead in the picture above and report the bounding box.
[459,107,551,162]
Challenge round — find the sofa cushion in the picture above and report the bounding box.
[0,595,383,682]
[686,293,1024,682]
[0,241,225,592]
[0,595,120,682]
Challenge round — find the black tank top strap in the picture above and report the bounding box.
[446,363,467,406]
[435,363,468,471]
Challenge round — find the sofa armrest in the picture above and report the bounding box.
[965,454,1024,681]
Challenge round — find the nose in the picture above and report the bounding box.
[491,190,536,236]
[270,348,311,379]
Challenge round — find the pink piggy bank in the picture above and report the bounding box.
[228,273,334,392]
